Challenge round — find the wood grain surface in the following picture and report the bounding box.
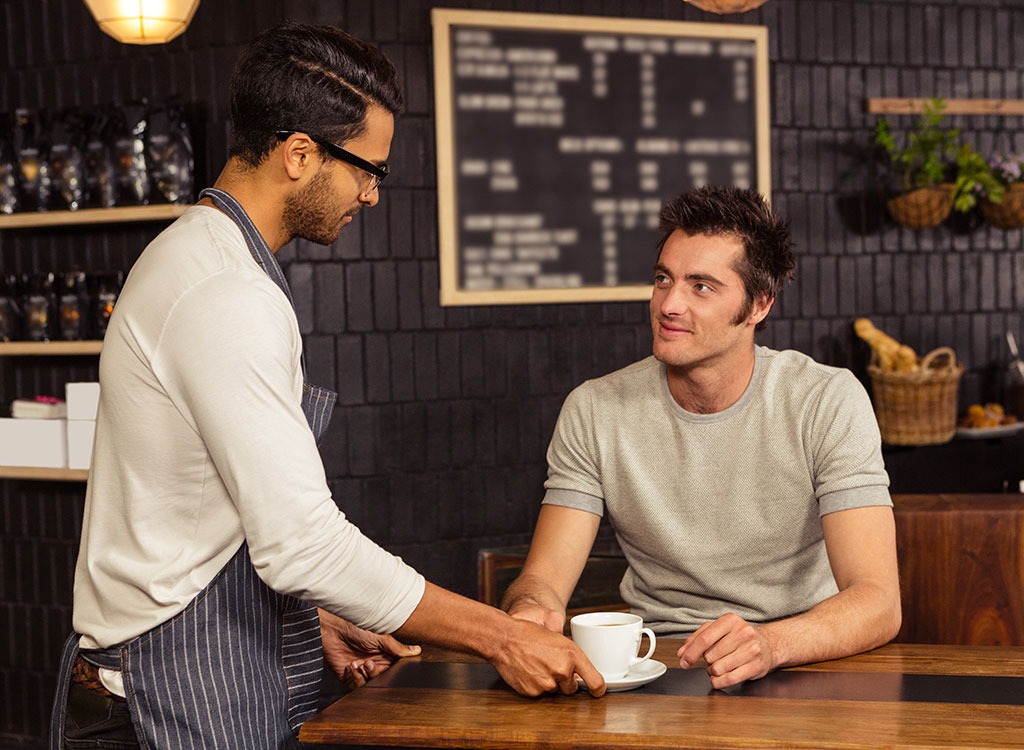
[866,98,1024,115]
[893,494,1024,646]
[300,642,1024,749]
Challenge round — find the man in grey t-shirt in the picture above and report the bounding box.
[502,186,901,689]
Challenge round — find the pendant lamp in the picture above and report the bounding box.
[83,0,200,45]
[684,0,768,13]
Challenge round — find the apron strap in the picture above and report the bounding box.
[197,188,337,441]
[198,187,315,382]
[199,187,296,309]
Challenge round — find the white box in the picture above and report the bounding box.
[66,382,101,421]
[67,419,97,470]
[0,418,68,468]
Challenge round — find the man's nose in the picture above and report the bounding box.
[360,185,380,207]
[657,285,688,316]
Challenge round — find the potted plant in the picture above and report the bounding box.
[952,144,1004,213]
[873,98,958,229]
[980,152,1024,229]
[944,143,1005,233]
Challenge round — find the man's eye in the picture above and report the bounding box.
[694,282,713,293]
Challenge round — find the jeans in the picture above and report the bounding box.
[63,683,139,749]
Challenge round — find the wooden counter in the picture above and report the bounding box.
[892,493,1024,645]
[300,642,1024,749]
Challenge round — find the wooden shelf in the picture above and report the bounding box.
[0,341,99,484]
[0,466,88,482]
[0,340,102,356]
[868,98,1024,116]
[0,204,174,484]
[0,204,187,229]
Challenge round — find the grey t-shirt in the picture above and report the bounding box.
[542,346,891,637]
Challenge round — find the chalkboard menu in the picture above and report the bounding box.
[432,9,769,306]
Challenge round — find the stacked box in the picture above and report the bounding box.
[0,418,68,468]
[66,382,100,470]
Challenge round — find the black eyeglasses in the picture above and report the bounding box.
[275,130,389,193]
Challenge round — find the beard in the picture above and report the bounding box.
[283,166,357,246]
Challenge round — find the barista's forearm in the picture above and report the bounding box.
[395,581,608,698]
[396,581,527,661]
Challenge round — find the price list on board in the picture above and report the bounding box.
[436,13,767,303]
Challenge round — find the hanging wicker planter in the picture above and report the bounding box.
[885,184,955,229]
[980,183,1024,230]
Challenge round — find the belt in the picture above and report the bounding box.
[72,654,125,701]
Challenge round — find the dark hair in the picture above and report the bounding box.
[658,186,796,331]
[228,21,403,166]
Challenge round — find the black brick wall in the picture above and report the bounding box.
[3,0,1024,744]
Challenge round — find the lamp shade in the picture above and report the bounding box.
[685,0,768,13]
[83,0,200,45]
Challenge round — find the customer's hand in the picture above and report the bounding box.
[506,599,566,634]
[677,612,775,689]
[490,618,606,698]
[319,608,421,689]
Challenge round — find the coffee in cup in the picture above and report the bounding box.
[570,611,656,680]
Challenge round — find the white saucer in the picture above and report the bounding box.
[579,659,668,693]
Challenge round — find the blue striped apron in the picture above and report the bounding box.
[51,188,338,748]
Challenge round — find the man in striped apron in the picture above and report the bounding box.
[52,21,605,750]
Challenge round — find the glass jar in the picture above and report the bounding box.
[59,270,89,340]
[23,271,57,341]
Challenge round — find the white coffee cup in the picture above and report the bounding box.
[570,611,656,680]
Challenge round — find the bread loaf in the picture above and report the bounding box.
[854,318,919,372]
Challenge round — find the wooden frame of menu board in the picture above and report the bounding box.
[432,8,770,306]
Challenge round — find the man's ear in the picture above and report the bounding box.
[278,134,316,180]
[749,295,774,327]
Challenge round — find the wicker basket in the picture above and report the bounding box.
[980,183,1024,230]
[885,185,955,230]
[867,347,963,446]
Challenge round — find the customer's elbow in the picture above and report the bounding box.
[878,592,903,645]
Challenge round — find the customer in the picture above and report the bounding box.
[51,21,603,750]
[502,186,901,689]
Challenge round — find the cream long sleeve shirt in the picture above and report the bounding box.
[74,206,424,649]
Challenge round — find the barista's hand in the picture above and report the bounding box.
[490,618,606,698]
[677,613,775,689]
[319,608,421,689]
